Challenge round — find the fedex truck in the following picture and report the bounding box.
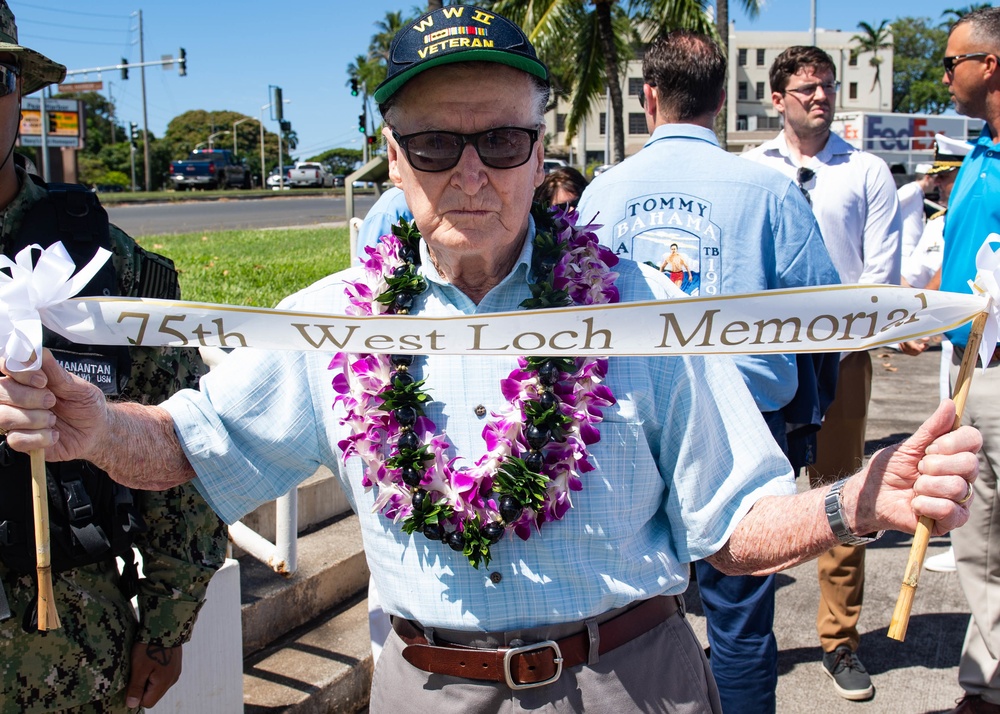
[830,112,984,175]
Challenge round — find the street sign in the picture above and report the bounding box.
[57,80,103,93]
[17,97,84,149]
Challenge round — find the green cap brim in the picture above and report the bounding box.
[0,44,66,95]
[373,50,548,105]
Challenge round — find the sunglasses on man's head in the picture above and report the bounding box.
[942,52,994,75]
[0,64,18,98]
[391,127,539,173]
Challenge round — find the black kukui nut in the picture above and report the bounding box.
[482,521,505,544]
[524,451,544,473]
[394,292,414,310]
[397,430,421,451]
[538,361,560,386]
[539,391,558,411]
[400,248,417,264]
[391,354,414,367]
[499,494,522,523]
[411,489,428,511]
[423,522,445,541]
[539,257,558,275]
[392,370,415,388]
[394,405,417,427]
[392,265,409,279]
[400,466,422,488]
[446,530,466,551]
[525,424,550,450]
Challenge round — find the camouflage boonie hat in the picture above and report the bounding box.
[0,1,66,96]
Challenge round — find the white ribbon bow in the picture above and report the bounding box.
[0,242,111,372]
[969,234,1000,373]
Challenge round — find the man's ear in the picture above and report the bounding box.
[385,127,403,187]
[770,90,785,115]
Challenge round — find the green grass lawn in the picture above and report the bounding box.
[135,226,352,307]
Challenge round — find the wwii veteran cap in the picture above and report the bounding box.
[926,133,972,175]
[373,5,548,104]
[0,0,65,96]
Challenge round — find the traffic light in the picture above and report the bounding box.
[273,87,283,120]
[121,58,128,80]
[350,78,358,96]
[178,48,187,77]
[358,112,365,134]
[280,120,291,133]
[48,113,58,133]
[129,122,138,148]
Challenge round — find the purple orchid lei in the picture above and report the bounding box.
[330,205,620,568]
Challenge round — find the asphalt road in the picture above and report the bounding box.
[105,194,379,237]
[684,345,969,713]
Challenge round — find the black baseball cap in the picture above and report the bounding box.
[373,5,549,104]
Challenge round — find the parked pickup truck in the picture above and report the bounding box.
[170,149,250,190]
[288,162,334,188]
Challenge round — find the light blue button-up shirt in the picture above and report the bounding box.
[579,123,840,412]
[163,220,795,631]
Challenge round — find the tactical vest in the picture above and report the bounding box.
[0,178,180,595]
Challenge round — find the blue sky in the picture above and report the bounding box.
[14,0,982,161]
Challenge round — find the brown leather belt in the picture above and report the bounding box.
[393,595,680,689]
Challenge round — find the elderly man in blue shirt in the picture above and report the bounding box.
[0,7,981,712]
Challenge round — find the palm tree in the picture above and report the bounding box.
[940,4,992,28]
[491,0,715,164]
[714,0,765,150]
[851,20,893,110]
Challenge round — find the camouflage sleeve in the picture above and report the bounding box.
[108,223,228,647]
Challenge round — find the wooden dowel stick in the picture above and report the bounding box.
[30,448,60,630]
[888,311,989,641]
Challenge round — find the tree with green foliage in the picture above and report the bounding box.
[941,4,993,28]
[891,16,951,114]
[307,147,364,174]
[852,20,894,109]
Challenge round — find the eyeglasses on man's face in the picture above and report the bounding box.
[942,52,994,76]
[0,63,18,99]
[797,167,815,206]
[391,126,539,173]
[783,81,840,99]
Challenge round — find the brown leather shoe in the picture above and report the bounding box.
[949,694,1000,713]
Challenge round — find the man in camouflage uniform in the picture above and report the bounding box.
[0,3,227,712]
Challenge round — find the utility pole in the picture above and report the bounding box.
[108,81,115,145]
[136,10,151,191]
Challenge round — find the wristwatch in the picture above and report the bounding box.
[824,478,884,546]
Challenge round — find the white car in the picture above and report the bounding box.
[288,162,334,188]
[266,166,292,190]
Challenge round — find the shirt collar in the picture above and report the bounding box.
[646,123,720,148]
[761,129,850,166]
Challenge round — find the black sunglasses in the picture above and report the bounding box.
[942,52,994,75]
[391,126,539,173]
[0,63,18,98]
[796,167,815,206]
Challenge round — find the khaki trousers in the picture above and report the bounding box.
[807,351,872,652]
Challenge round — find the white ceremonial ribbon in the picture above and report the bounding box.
[969,234,1000,372]
[0,242,111,371]
[13,235,1000,361]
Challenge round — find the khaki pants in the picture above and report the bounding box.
[807,351,872,652]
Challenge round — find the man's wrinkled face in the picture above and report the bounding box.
[384,64,545,263]
[773,66,836,139]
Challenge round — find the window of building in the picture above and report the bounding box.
[556,113,566,133]
[628,77,644,96]
[756,48,765,66]
[756,81,765,100]
[849,82,858,99]
[599,112,606,135]
[738,81,748,100]
[628,113,647,135]
[849,53,858,67]
[737,115,749,130]
[738,48,747,66]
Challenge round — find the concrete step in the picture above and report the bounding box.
[240,512,369,657]
[243,593,373,714]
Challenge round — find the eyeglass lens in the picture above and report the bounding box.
[395,127,538,172]
[797,167,815,206]
[0,64,18,98]
[787,81,839,97]
[943,53,991,74]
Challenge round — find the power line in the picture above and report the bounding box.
[19,16,126,33]
[18,32,125,47]
[13,1,126,19]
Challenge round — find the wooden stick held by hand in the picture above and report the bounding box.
[30,449,60,630]
[888,311,988,641]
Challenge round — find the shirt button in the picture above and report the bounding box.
[489,572,503,584]
[475,405,487,417]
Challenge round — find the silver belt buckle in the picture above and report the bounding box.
[503,640,563,690]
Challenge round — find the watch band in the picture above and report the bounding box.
[824,478,884,546]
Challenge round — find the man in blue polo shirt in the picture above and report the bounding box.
[936,8,1000,714]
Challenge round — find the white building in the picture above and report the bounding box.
[544,25,893,166]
